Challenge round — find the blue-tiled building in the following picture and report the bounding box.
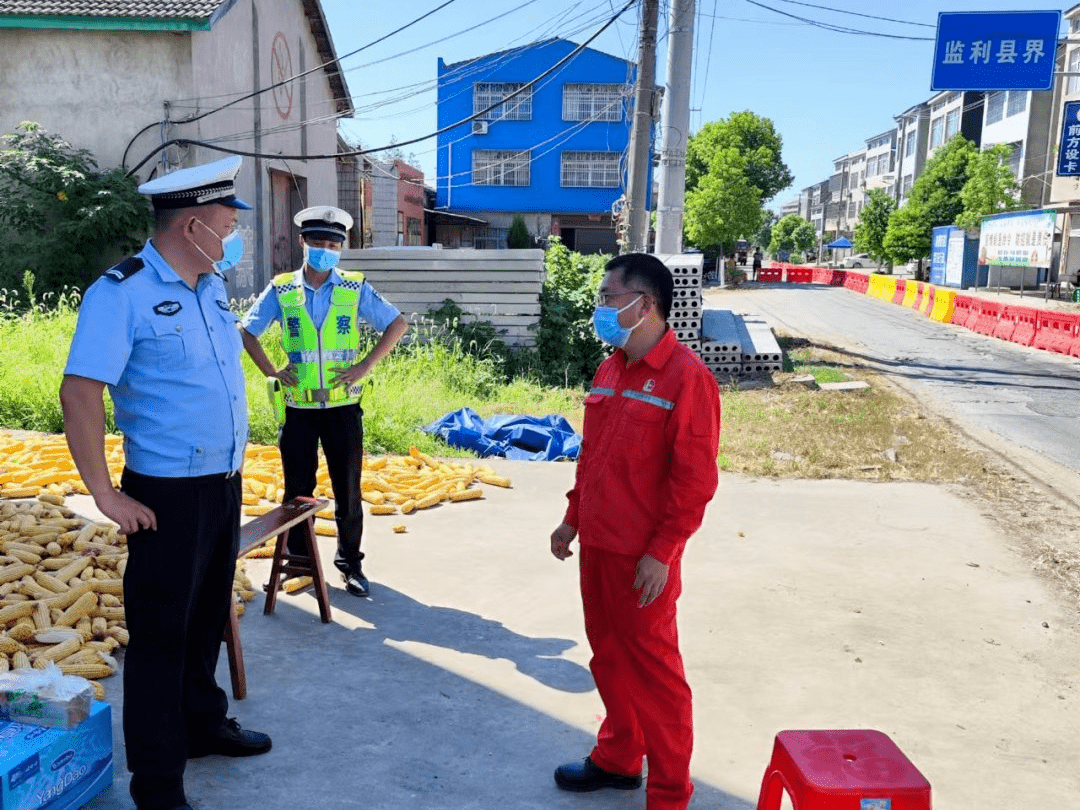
[435,38,651,254]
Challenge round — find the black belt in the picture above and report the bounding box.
[124,467,241,483]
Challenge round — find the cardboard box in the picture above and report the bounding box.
[0,700,113,810]
[0,676,91,731]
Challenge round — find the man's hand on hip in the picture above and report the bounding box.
[550,522,577,560]
[634,553,669,607]
[272,365,298,387]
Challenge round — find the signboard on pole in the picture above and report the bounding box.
[931,10,1061,91]
[977,211,1055,269]
[1057,101,1080,177]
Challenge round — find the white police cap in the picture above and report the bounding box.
[294,205,353,242]
[138,155,252,210]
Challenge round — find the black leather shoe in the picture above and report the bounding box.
[188,717,272,758]
[341,569,370,597]
[554,756,643,792]
[336,563,370,597]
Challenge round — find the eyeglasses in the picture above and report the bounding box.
[594,289,645,307]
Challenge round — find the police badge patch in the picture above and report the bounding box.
[216,300,230,311]
[153,301,182,316]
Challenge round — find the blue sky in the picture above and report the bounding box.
[320,0,1067,208]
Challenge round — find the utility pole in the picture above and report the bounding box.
[654,0,695,255]
[623,0,659,253]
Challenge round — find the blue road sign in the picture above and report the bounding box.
[1058,101,1080,177]
[931,10,1061,91]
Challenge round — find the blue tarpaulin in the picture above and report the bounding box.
[423,408,580,461]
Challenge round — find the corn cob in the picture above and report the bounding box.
[449,488,484,503]
[368,504,397,515]
[282,576,312,594]
[55,592,97,627]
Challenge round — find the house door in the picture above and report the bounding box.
[270,170,307,276]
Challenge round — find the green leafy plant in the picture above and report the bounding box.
[507,214,532,248]
[0,121,151,301]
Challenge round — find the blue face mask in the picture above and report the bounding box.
[592,295,643,348]
[195,220,244,273]
[304,244,342,272]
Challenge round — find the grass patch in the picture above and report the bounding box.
[0,302,997,485]
[0,303,586,457]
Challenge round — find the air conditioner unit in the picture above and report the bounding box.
[472,120,489,135]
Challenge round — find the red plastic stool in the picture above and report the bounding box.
[756,730,931,810]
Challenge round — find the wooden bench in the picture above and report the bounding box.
[223,497,332,700]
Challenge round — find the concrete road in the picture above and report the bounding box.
[707,282,1080,499]
[71,455,1079,810]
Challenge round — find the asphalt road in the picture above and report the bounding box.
[707,282,1080,492]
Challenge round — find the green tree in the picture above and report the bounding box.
[686,111,793,202]
[0,122,151,298]
[854,188,897,268]
[684,148,763,252]
[756,209,778,252]
[884,135,977,265]
[768,214,816,257]
[956,143,1022,228]
[507,213,531,248]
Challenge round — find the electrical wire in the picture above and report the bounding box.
[127,0,638,177]
[121,0,461,169]
[742,0,933,41]
[765,0,934,28]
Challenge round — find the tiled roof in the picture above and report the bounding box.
[0,1,223,17]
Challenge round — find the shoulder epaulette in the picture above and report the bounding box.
[102,257,144,283]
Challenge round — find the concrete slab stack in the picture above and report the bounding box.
[700,309,743,376]
[656,253,703,353]
[655,255,784,377]
[738,315,784,374]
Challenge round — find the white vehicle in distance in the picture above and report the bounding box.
[838,253,881,269]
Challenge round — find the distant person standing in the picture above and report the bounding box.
[61,156,270,810]
[752,248,763,280]
[549,253,721,810]
[241,206,408,598]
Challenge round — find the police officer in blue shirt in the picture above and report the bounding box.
[241,205,408,599]
[60,156,270,810]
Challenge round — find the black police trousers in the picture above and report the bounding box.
[120,468,241,780]
[279,403,364,570]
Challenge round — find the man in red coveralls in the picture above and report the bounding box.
[550,253,721,810]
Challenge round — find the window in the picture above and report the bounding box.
[1006,90,1027,117]
[397,212,404,246]
[848,202,857,218]
[1069,48,1080,95]
[902,174,913,195]
[472,150,531,186]
[473,226,510,250]
[986,91,1006,124]
[1005,141,1022,178]
[562,84,624,122]
[929,116,944,149]
[945,108,960,140]
[561,151,621,187]
[406,217,422,246]
[905,132,917,157]
[474,83,532,121]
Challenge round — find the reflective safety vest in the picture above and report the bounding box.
[272,270,366,409]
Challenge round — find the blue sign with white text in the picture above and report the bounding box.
[931,11,1061,91]
[1058,101,1080,177]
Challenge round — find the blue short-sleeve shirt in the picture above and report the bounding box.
[64,241,248,477]
[240,268,402,338]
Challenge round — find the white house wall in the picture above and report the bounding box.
[0,28,192,169]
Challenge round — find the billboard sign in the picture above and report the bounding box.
[977,211,1055,269]
[931,11,1061,91]
[1057,101,1080,177]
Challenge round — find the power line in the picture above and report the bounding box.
[742,0,933,41]
[766,0,934,29]
[127,0,639,177]
[122,0,461,169]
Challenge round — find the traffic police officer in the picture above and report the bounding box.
[241,205,408,598]
[61,156,271,810]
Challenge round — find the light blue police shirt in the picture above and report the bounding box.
[240,268,402,338]
[64,241,248,477]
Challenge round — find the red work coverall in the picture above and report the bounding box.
[564,328,721,810]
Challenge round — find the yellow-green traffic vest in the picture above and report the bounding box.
[272,269,366,408]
